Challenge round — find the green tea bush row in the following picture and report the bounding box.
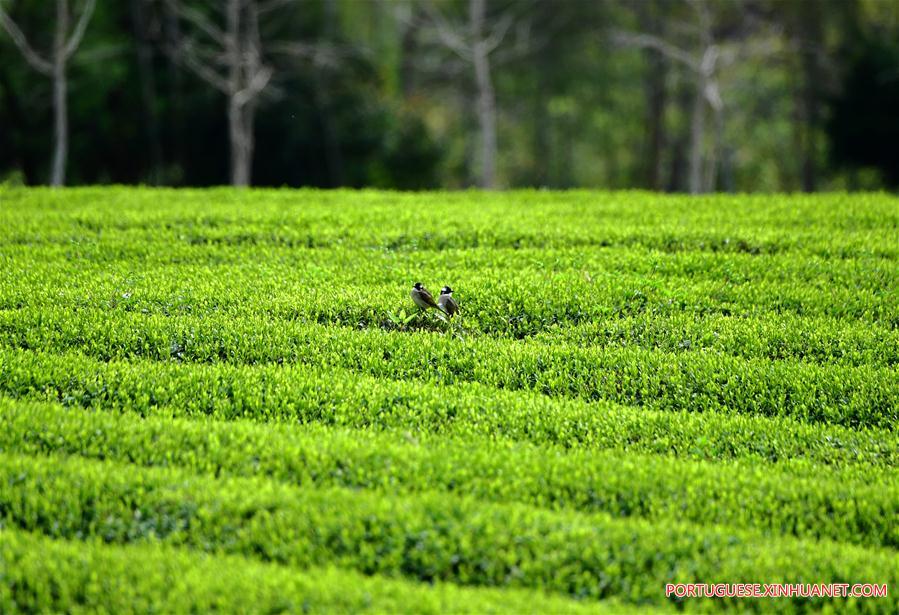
[2,452,896,612]
[3,254,896,331]
[4,189,897,258]
[2,348,895,467]
[5,238,895,290]
[538,313,898,367]
[2,398,894,548]
[0,268,899,358]
[1,308,895,428]
[0,529,625,615]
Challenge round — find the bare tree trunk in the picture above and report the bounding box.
[688,75,705,194]
[472,46,496,189]
[705,105,723,192]
[315,0,344,186]
[643,52,667,190]
[163,5,185,181]
[399,5,420,97]
[1,0,94,186]
[130,0,163,184]
[50,0,69,187]
[313,81,344,187]
[799,4,822,193]
[244,101,256,185]
[532,50,550,187]
[228,98,252,187]
[51,58,68,187]
[225,0,246,187]
[164,0,273,187]
[639,0,667,190]
[801,103,817,191]
[470,0,496,189]
[226,86,256,188]
[665,75,692,191]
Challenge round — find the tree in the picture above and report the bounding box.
[775,0,850,192]
[616,0,776,194]
[615,0,723,194]
[790,2,825,192]
[828,36,899,188]
[129,0,164,184]
[636,0,668,190]
[164,0,275,186]
[423,0,515,189]
[0,0,96,186]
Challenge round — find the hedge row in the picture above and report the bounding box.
[2,452,896,612]
[2,398,895,548]
[2,348,895,468]
[3,249,897,332]
[0,261,899,366]
[4,188,897,258]
[0,529,631,614]
[1,308,895,428]
[540,313,899,368]
[4,240,896,297]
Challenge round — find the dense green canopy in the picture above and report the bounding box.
[0,0,897,190]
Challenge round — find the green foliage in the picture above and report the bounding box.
[0,529,625,614]
[829,36,899,187]
[1,307,894,428]
[1,399,896,549]
[1,0,897,189]
[0,188,897,613]
[1,452,897,612]
[1,347,896,468]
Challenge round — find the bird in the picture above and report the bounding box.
[410,282,442,313]
[437,286,460,318]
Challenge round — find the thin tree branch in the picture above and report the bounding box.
[704,80,722,111]
[190,42,230,68]
[165,0,226,45]
[483,12,513,54]
[686,0,712,39]
[268,40,343,69]
[258,0,295,15]
[176,38,230,93]
[612,30,699,72]
[422,1,472,61]
[268,40,319,58]
[62,0,96,59]
[73,42,128,64]
[732,36,782,64]
[233,64,273,107]
[0,6,53,74]
[700,44,718,76]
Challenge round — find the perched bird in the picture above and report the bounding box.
[410,282,441,312]
[437,286,460,318]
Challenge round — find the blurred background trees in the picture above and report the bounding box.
[0,0,897,191]
[0,0,96,185]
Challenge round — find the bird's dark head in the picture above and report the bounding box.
[413,282,423,290]
[440,286,453,295]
